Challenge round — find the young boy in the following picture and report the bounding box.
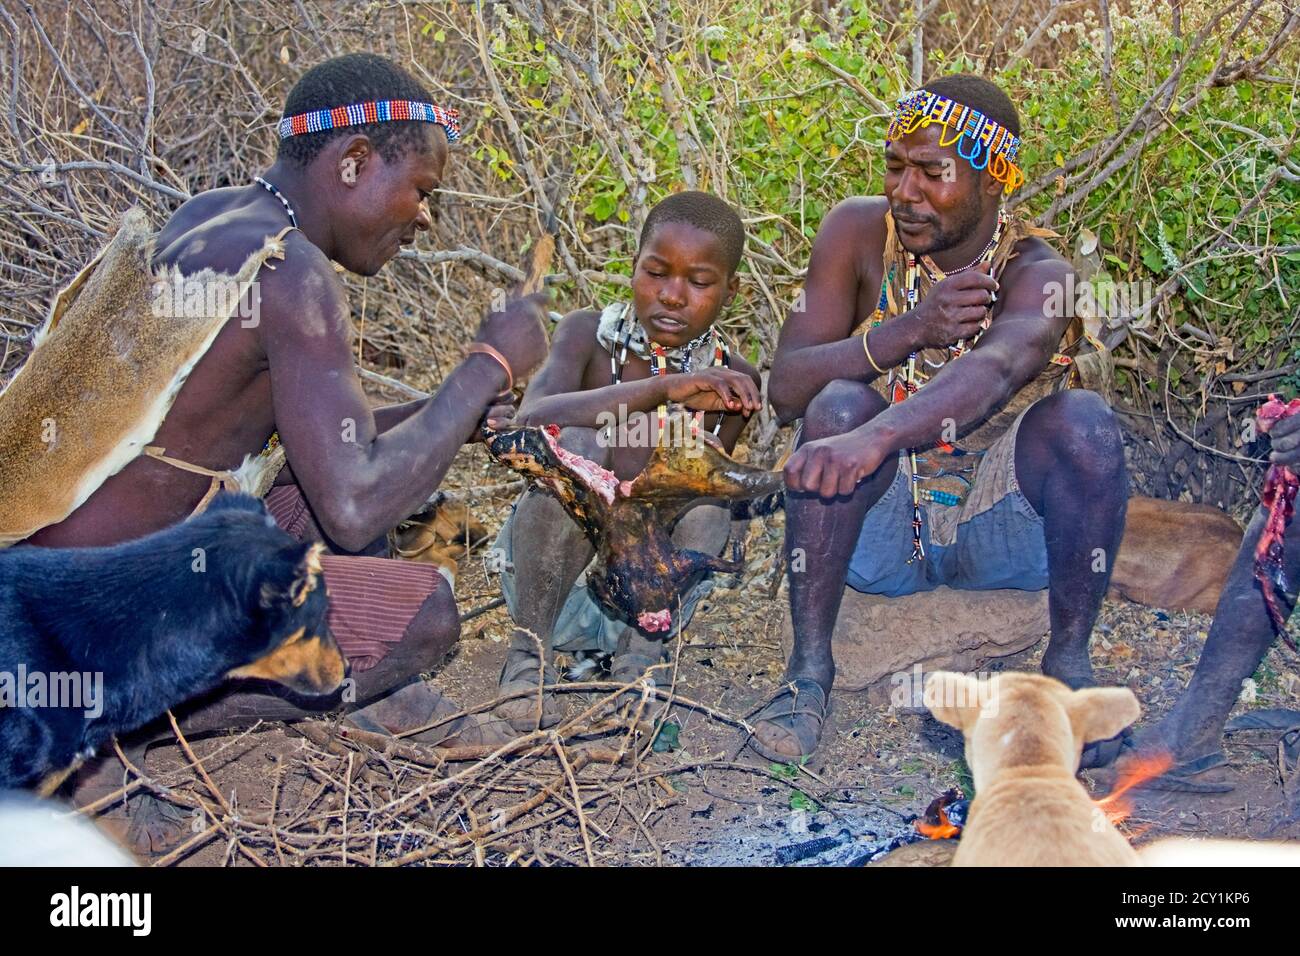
[490,191,763,732]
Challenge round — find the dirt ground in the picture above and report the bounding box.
[81,445,1300,866]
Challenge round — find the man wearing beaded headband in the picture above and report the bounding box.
[29,53,549,824]
[751,74,1127,765]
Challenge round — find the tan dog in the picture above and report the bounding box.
[390,493,490,583]
[1108,496,1242,614]
[926,671,1141,866]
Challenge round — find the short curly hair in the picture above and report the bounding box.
[276,53,446,167]
[638,191,745,275]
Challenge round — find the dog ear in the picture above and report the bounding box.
[1066,687,1140,744]
[924,671,985,733]
[260,541,326,609]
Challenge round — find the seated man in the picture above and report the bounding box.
[1130,410,1300,786]
[754,74,1126,763]
[20,53,547,748]
[488,191,762,732]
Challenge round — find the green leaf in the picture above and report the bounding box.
[652,721,680,753]
[789,790,819,812]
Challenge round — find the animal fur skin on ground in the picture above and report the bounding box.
[1108,496,1242,615]
[0,493,345,795]
[926,671,1141,866]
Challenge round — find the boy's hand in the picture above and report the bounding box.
[910,262,999,350]
[664,367,762,414]
[474,292,550,380]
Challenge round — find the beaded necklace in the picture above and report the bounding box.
[254,177,298,229]
[875,209,1008,563]
[608,303,729,439]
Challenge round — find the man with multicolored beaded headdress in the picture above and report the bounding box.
[19,54,549,831]
[753,74,1127,765]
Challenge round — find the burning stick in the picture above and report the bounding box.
[1255,395,1300,649]
[914,788,967,839]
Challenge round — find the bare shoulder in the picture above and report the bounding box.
[1005,235,1070,276]
[1001,235,1073,300]
[817,195,888,244]
[255,231,351,345]
[554,307,602,343]
[553,307,602,360]
[154,187,284,273]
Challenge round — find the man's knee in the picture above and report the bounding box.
[400,575,461,661]
[803,379,888,440]
[672,502,730,555]
[1025,389,1124,482]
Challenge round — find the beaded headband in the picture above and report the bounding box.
[885,89,1024,194]
[277,99,461,143]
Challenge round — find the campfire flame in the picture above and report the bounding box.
[1094,751,1174,832]
[914,788,965,839]
[915,804,960,840]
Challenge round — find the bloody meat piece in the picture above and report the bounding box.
[483,421,784,635]
[1255,394,1300,649]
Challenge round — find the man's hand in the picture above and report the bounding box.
[664,367,762,414]
[784,431,889,498]
[1267,409,1300,468]
[475,292,550,381]
[909,262,999,350]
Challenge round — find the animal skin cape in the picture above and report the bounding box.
[0,207,290,546]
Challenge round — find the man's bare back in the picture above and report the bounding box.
[28,189,297,547]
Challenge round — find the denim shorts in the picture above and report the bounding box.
[845,405,1049,597]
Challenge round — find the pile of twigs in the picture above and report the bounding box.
[77,645,817,867]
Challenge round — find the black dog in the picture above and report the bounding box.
[0,493,345,794]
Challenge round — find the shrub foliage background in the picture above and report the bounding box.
[1,0,1295,513]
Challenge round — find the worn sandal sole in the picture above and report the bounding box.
[744,679,831,765]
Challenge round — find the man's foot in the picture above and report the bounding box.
[67,748,191,858]
[346,680,515,747]
[608,649,664,713]
[1040,650,1095,691]
[746,678,831,764]
[124,794,192,855]
[607,627,667,709]
[1078,727,1133,769]
[1112,715,1234,792]
[492,649,562,734]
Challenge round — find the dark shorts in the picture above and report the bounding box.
[846,404,1049,597]
[264,484,445,673]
